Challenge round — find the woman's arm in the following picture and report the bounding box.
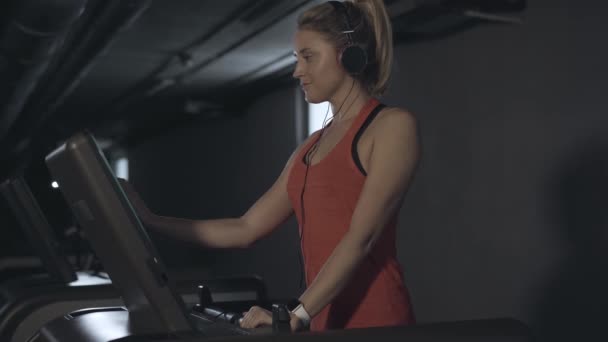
[119,180,251,248]
[120,146,302,249]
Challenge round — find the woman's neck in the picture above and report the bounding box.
[330,81,371,123]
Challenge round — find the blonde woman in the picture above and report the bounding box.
[123,0,419,332]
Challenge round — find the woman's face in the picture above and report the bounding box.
[292,29,346,103]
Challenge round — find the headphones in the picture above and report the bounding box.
[328,1,368,75]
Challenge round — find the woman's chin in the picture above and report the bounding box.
[304,92,325,104]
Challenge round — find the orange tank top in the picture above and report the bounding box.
[286,97,416,331]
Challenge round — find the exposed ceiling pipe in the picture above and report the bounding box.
[1,0,152,179]
[392,0,526,44]
[0,0,87,141]
[101,0,323,119]
[4,0,152,154]
[28,0,153,131]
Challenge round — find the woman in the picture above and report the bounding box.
[122,0,419,333]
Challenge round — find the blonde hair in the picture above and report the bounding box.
[297,0,394,96]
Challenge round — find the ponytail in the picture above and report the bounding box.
[350,0,393,96]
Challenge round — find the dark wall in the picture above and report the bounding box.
[129,87,303,300]
[382,0,608,340]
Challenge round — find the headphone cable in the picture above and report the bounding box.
[296,79,357,290]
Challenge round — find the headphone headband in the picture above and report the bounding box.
[327,1,368,75]
[327,1,354,45]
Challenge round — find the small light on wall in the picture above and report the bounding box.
[51,181,59,189]
[114,157,129,180]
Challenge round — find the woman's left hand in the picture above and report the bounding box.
[239,306,272,329]
[239,306,306,332]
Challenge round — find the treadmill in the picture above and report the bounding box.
[0,174,265,342]
[0,176,120,342]
[32,131,533,342]
[30,131,275,341]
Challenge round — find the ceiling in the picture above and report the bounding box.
[0,0,526,179]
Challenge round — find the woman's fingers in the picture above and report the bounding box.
[239,306,272,329]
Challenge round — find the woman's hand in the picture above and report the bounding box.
[239,306,272,329]
[289,313,305,332]
[239,306,306,332]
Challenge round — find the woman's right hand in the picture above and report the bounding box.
[117,178,154,224]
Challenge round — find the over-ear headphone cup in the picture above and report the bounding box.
[341,46,367,75]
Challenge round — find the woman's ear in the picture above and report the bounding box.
[336,48,344,68]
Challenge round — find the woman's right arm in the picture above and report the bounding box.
[119,149,300,249]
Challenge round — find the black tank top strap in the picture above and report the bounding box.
[351,103,386,176]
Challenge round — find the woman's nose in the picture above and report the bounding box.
[292,61,304,79]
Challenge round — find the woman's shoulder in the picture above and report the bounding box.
[366,105,420,162]
[371,105,418,137]
[377,104,416,120]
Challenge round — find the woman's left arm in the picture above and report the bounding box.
[299,108,420,318]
